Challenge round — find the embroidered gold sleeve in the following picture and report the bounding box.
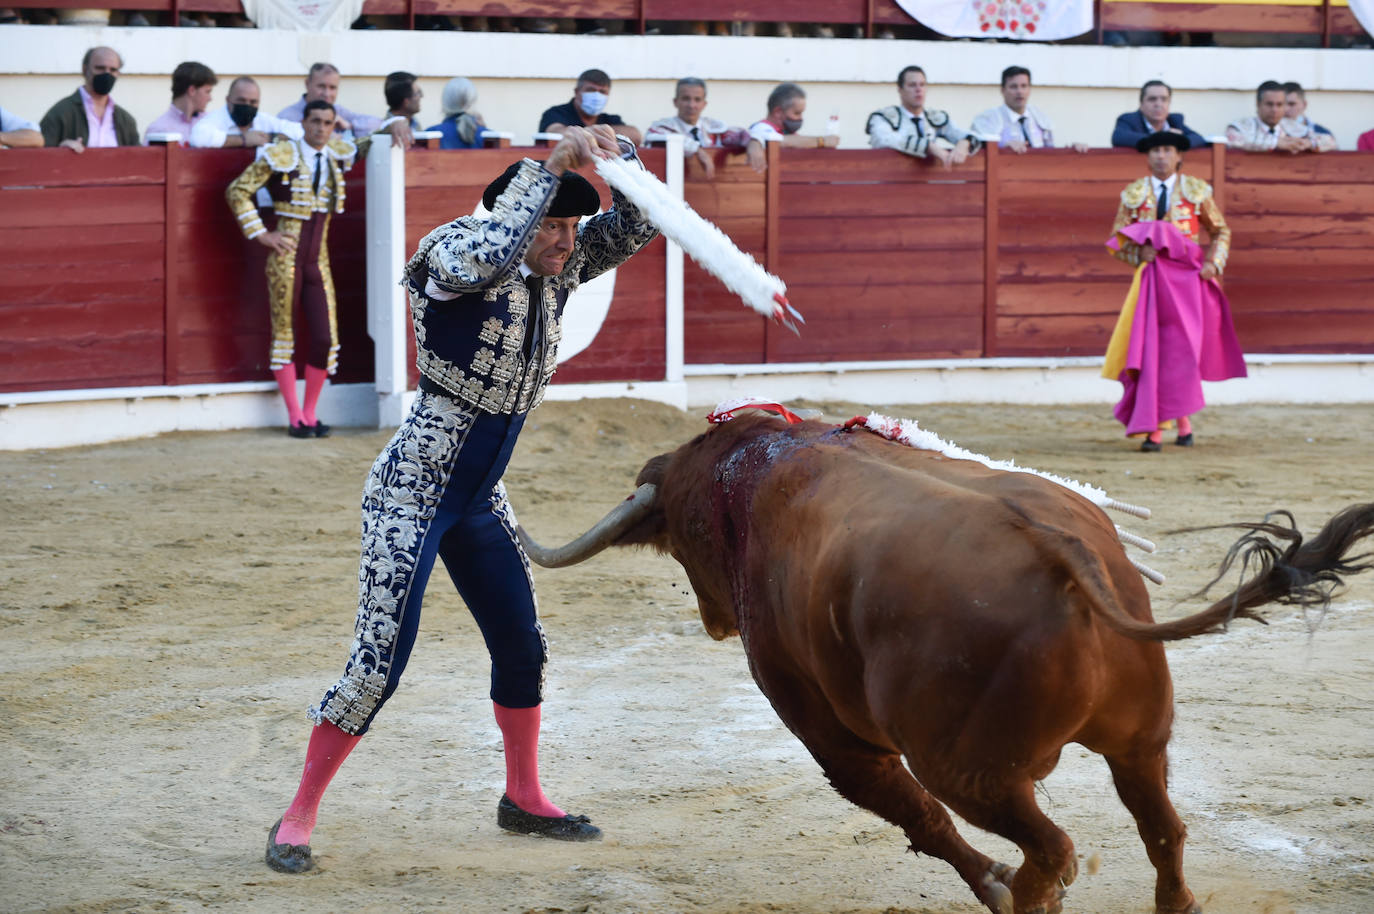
[1109,199,1140,265]
[225,157,273,240]
[1197,196,1231,274]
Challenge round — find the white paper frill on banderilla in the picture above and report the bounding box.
[240,0,363,31]
[894,0,1092,41]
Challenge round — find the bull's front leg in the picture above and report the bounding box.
[750,661,1016,914]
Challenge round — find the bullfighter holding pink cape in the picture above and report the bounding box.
[1102,131,1247,451]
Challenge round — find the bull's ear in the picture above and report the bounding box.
[634,453,672,488]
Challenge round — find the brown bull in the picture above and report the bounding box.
[517,409,1374,914]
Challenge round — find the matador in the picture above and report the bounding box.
[226,99,363,437]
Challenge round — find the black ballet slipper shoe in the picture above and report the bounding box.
[1140,438,1162,452]
[311,421,331,438]
[265,817,315,873]
[1175,432,1194,447]
[288,422,312,439]
[497,794,603,842]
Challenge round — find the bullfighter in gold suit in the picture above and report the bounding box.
[226,99,363,437]
[1102,131,1245,452]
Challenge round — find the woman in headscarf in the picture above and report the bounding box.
[428,76,492,149]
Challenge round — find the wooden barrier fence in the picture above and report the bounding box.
[2,144,1371,397]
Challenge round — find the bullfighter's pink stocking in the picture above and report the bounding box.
[494,702,565,817]
[275,721,362,846]
[1146,430,1163,444]
[302,365,328,426]
[272,365,304,428]
[1177,416,1193,436]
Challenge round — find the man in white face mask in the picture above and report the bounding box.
[538,68,642,145]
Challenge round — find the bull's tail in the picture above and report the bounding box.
[1094,502,1374,642]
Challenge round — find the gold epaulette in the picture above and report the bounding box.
[326,135,358,170]
[1179,174,1212,205]
[262,138,299,174]
[1120,176,1151,209]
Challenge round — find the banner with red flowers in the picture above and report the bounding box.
[894,0,1092,41]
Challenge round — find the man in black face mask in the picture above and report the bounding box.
[189,76,304,149]
[743,82,838,173]
[40,46,140,152]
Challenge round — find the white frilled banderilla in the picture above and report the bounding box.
[594,155,805,334]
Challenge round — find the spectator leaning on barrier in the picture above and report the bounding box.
[970,66,1088,154]
[538,68,643,145]
[644,77,749,178]
[866,66,978,170]
[1110,80,1208,150]
[143,61,217,145]
[225,100,372,439]
[190,76,303,149]
[745,82,837,173]
[428,77,493,149]
[1226,81,1310,154]
[1280,82,1337,152]
[0,106,43,148]
[377,71,420,146]
[40,46,139,153]
[280,63,384,140]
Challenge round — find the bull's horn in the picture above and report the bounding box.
[1115,525,1157,554]
[516,483,658,568]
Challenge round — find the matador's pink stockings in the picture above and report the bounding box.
[302,365,328,427]
[494,702,565,817]
[276,721,362,846]
[272,365,304,428]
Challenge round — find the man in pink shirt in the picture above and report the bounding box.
[144,61,217,145]
[40,46,140,153]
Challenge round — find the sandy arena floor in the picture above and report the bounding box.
[1,399,1371,914]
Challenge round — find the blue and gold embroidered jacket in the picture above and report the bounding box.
[403,157,659,415]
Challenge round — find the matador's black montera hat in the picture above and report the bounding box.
[1136,131,1191,153]
[483,162,601,217]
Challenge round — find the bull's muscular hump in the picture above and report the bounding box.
[522,411,1374,914]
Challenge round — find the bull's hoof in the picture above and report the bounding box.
[1060,855,1078,888]
[265,818,314,874]
[497,795,602,842]
[990,861,1018,887]
[1156,899,1202,914]
[977,869,1014,914]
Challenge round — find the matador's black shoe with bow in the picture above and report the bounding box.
[496,795,603,841]
[265,817,315,873]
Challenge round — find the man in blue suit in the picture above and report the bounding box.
[1111,80,1208,149]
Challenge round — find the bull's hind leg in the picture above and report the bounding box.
[1104,749,1201,914]
[757,670,1015,914]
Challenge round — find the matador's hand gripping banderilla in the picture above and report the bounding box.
[594,147,805,335]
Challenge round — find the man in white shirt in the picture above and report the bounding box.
[1280,81,1337,152]
[866,66,978,170]
[644,77,748,178]
[970,66,1088,154]
[0,106,42,147]
[190,76,303,149]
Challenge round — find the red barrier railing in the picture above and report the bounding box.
[2,145,1371,396]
